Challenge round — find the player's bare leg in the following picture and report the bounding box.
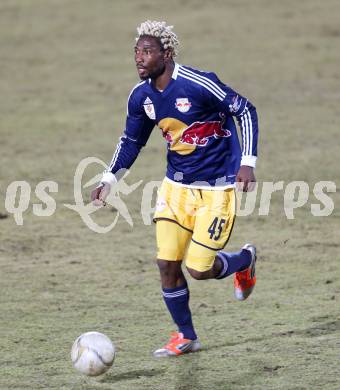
[154,259,201,357]
[186,259,222,280]
[157,259,186,288]
[186,244,257,300]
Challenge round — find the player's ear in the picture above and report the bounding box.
[164,49,173,61]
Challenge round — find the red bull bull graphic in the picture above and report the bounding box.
[159,117,196,155]
[158,118,231,155]
[179,121,231,146]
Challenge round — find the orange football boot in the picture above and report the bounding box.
[153,332,201,357]
[234,244,257,301]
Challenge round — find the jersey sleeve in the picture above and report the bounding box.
[202,72,259,168]
[101,87,155,185]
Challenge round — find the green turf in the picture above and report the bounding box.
[0,0,339,389]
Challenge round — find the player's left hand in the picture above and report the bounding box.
[236,166,256,192]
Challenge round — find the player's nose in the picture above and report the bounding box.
[135,52,143,65]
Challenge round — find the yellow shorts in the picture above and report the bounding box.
[154,180,236,272]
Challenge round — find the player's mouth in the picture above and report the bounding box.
[136,65,148,77]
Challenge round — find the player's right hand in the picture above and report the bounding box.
[91,183,111,206]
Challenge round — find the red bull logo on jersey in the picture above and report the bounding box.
[158,117,231,155]
[180,121,231,146]
[175,98,192,113]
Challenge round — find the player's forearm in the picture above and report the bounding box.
[101,135,142,185]
[237,102,258,168]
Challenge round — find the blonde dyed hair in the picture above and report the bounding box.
[136,20,179,57]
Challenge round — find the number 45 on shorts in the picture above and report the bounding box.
[208,217,226,241]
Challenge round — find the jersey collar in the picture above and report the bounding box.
[147,63,180,84]
[172,63,180,80]
[147,63,179,95]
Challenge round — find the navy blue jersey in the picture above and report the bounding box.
[103,63,258,188]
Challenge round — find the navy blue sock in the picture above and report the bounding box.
[162,283,197,340]
[216,249,252,279]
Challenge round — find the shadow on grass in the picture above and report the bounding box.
[99,354,203,389]
[207,318,340,350]
[99,368,166,383]
[173,354,200,390]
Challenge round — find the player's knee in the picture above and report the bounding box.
[186,267,209,280]
[157,259,181,278]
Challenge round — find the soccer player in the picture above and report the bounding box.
[92,20,259,357]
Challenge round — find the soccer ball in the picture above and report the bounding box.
[71,331,115,376]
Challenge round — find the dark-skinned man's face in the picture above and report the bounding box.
[134,36,167,80]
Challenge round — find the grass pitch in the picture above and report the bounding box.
[0,0,339,389]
